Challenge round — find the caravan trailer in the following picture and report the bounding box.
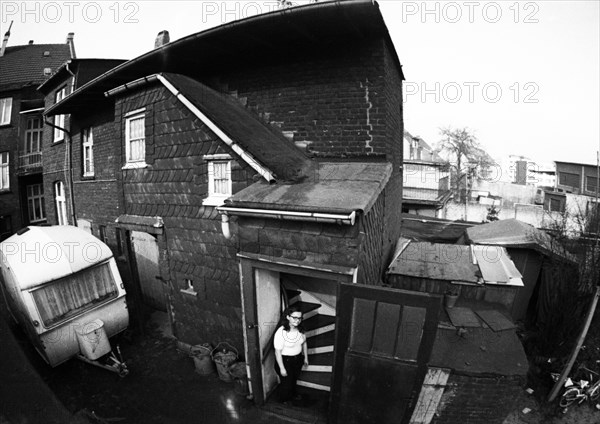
[0,226,129,371]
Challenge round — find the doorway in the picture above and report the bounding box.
[130,231,165,311]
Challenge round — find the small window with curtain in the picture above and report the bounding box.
[0,152,9,190]
[31,262,118,327]
[82,127,94,176]
[124,110,146,168]
[0,98,12,125]
[53,86,68,142]
[203,154,232,206]
[54,181,68,225]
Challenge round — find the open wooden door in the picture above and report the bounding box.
[329,283,441,424]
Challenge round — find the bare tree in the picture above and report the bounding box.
[435,127,496,202]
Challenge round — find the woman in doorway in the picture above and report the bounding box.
[274,305,309,404]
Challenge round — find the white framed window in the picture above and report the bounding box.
[203,154,232,206]
[27,184,46,223]
[0,152,9,190]
[54,181,68,225]
[0,98,12,125]
[53,86,67,142]
[124,110,146,167]
[82,128,94,176]
[25,116,43,153]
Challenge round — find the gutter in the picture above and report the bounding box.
[217,206,356,239]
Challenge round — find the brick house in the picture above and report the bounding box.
[0,31,74,240]
[41,2,445,422]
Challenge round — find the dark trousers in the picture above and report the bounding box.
[275,354,304,402]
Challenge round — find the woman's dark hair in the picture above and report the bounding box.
[280,305,305,333]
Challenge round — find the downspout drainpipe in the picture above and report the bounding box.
[44,118,77,227]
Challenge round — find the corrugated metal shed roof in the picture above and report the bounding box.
[0,226,113,291]
[226,162,392,215]
[387,239,523,286]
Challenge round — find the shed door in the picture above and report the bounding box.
[330,283,441,424]
[131,231,165,311]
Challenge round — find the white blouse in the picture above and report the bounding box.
[273,326,306,356]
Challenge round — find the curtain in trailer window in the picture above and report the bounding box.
[32,263,118,327]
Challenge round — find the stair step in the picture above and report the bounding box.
[294,301,321,320]
[303,314,335,338]
[309,352,334,366]
[307,330,334,348]
[285,289,301,304]
[297,370,332,392]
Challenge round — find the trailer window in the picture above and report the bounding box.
[32,263,118,327]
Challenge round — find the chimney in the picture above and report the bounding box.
[66,32,76,58]
[0,21,13,58]
[154,30,170,48]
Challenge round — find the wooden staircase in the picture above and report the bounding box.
[286,289,335,393]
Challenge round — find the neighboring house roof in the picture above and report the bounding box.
[554,160,597,168]
[0,44,73,91]
[224,162,392,216]
[46,0,401,116]
[0,226,113,291]
[387,238,523,286]
[38,59,126,94]
[462,218,573,260]
[403,130,444,163]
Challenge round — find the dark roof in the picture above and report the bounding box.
[462,218,574,260]
[46,0,401,116]
[159,73,313,182]
[225,162,392,215]
[38,59,126,94]
[0,44,73,91]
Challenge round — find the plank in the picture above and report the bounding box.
[445,307,481,327]
[475,309,516,332]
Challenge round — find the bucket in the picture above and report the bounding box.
[211,342,238,382]
[229,362,249,395]
[191,343,214,375]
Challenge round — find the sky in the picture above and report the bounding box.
[2,0,598,167]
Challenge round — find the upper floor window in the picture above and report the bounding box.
[0,152,9,190]
[203,154,232,206]
[53,86,67,142]
[586,175,599,193]
[54,181,68,225]
[124,110,146,167]
[27,184,45,223]
[0,98,12,125]
[25,116,43,153]
[559,172,580,189]
[82,128,94,177]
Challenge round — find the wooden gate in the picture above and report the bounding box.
[329,283,441,424]
[131,231,165,311]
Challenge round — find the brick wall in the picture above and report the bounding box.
[211,39,398,163]
[358,192,385,284]
[0,90,22,234]
[432,373,524,424]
